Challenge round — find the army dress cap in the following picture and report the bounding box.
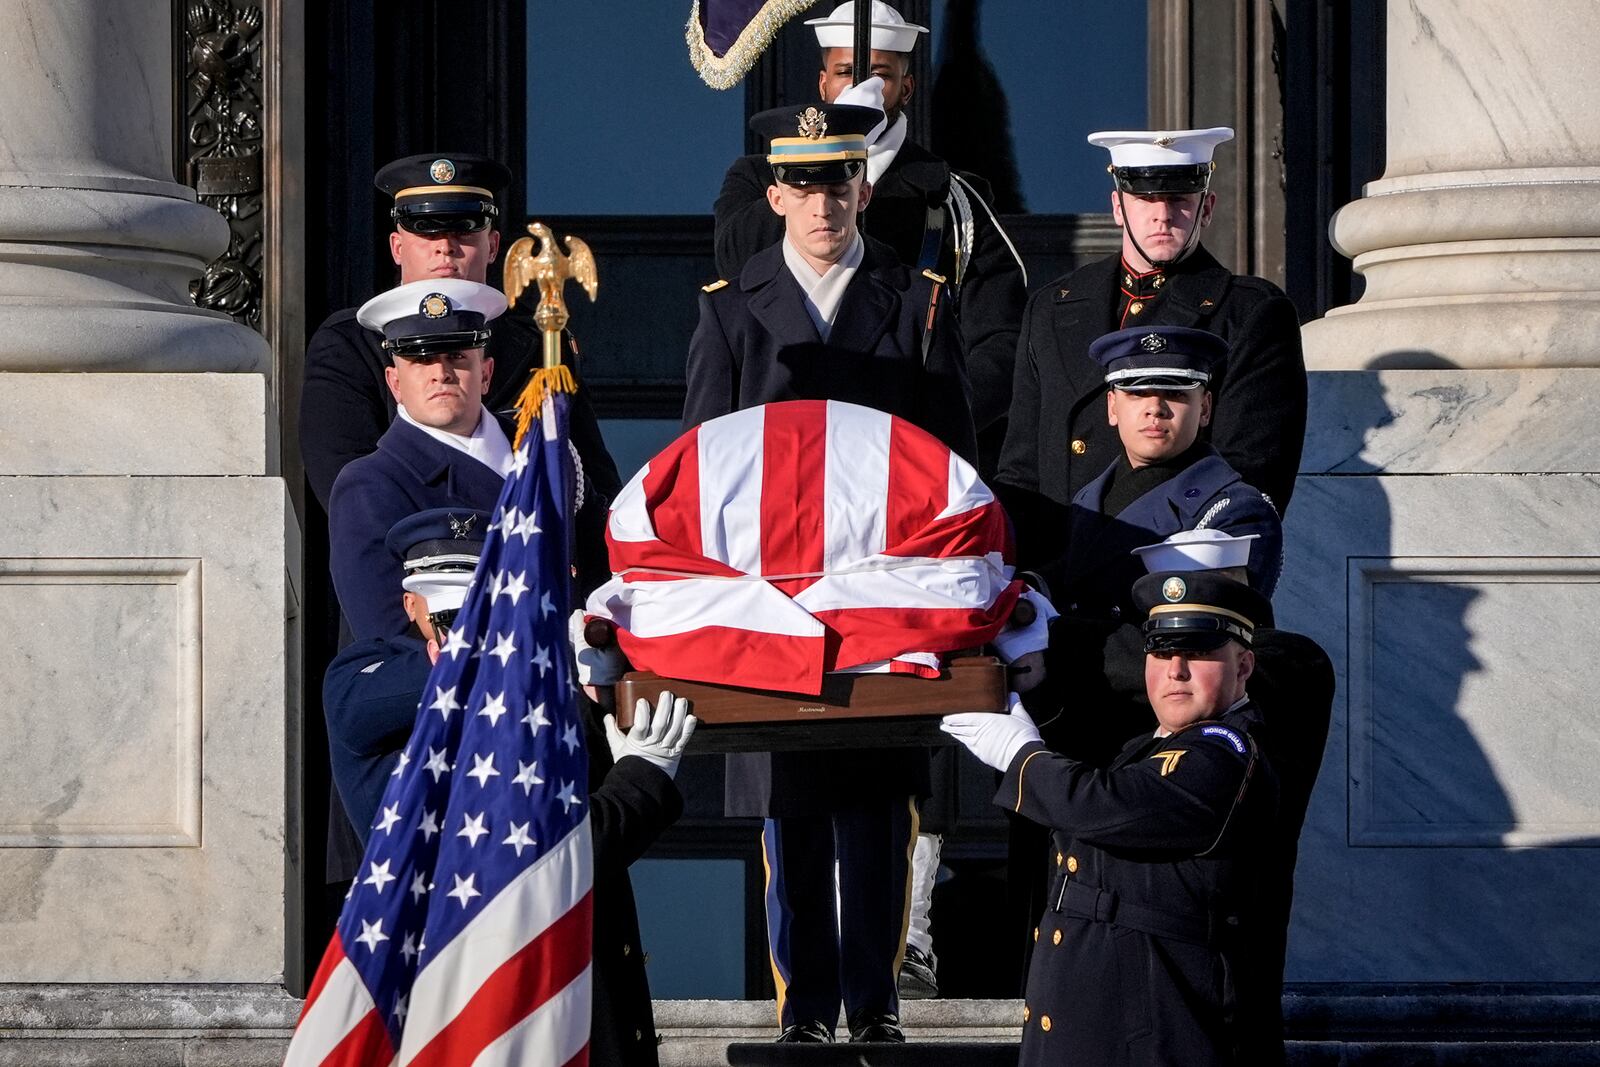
[1089,127,1234,194]
[806,1,929,53]
[374,153,512,234]
[1132,528,1260,573]
[1090,324,1226,391]
[386,508,489,614]
[752,101,883,185]
[356,278,507,360]
[1133,569,1270,653]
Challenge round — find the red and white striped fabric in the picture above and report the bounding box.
[586,400,1022,694]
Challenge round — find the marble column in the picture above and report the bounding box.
[1283,1,1600,990]
[0,0,298,1050]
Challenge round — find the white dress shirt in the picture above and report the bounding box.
[396,404,513,476]
[781,232,865,341]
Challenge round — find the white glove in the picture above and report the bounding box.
[991,588,1059,663]
[569,610,625,687]
[940,693,1041,771]
[832,76,889,143]
[603,690,698,780]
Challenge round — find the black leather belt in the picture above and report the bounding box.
[1056,878,1234,949]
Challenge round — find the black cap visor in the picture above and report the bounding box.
[383,329,493,360]
[1113,165,1210,195]
[393,197,499,234]
[1143,612,1252,653]
[773,159,865,186]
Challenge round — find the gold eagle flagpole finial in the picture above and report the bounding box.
[503,221,598,444]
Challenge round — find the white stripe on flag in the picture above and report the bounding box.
[939,448,992,521]
[283,956,378,1067]
[591,574,823,639]
[606,462,658,544]
[398,819,594,1063]
[469,965,593,1067]
[696,405,766,575]
[823,400,890,569]
[792,552,1012,614]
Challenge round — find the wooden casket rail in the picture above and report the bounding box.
[614,656,1007,752]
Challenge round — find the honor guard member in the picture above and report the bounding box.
[942,571,1280,1067]
[300,152,620,515]
[997,128,1307,548]
[685,100,974,1044]
[328,279,520,642]
[712,0,1025,477]
[324,508,696,1067]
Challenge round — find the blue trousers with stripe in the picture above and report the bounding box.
[761,798,918,1032]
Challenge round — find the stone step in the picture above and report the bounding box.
[725,1042,1017,1066]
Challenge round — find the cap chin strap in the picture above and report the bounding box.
[1114,172,1212,270]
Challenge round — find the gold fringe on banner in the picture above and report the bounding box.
[512,364,577,451]
[685,0,826,90]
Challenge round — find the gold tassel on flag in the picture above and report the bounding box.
[503,222,598,448]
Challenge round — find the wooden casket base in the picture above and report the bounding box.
[614,656,1007,752]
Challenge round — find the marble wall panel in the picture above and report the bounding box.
[0,476,292,983]
[1277,472,1600,982]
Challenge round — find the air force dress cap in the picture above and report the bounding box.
[1134,569,1269,653]
[386,508,489,614]
[752,102,883,185]
[357,279,507,360]
[1088,127,1234,193]
[374,153,512,233]
[1090,325,1226,391]
[1133,528,1260,573]
[806,1,929,53]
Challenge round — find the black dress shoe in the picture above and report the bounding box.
[775,1020,834,1043]
[848,1013,905,1043]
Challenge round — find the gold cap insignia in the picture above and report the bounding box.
[1154,136,1175,148]
[796,107,828,140]
[429,158,456,183]
[420,293,451,319]
[1140,332,1167,352]
[448,513,476,538]
[1162,576,1187,602]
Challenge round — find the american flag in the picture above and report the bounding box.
[586,399,1023,695]
[286,397,593,1067]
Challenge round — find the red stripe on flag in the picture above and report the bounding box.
[296,931,351,1024]
[406,891,595,1067]
[884,416,951,548]
[641,427,702,560]
[761,400,827,596]
[615,623,826,695]
[820,588,1022,670]
[885,500,1014,562]
[320,1007,394,1067]
[560,1045,590,1067]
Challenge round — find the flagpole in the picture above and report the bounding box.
[852,0,870,84]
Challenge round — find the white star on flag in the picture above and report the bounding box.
[489,630,518,666]
[561,723,580,755]
[503,821,537,857]
[390,750,411,778]
[363,859,397,894]
[478,690,509,726]
[446,873,481,909]
[428,685,461,721]
[440,625,471,659]
[533,644,553,677]
[466,753,500,787]
[512,759,544,795]
[355,918,389,952]
[408,872,429,903]
[423,747,451,783]
[457,812,489,847]
[556,779,583,813]
[418,809,440,842]
[497,570,529,605]
[374,803,402,835]
[494,505,521,541]
[523,701,551,735]
[399,932,418,963]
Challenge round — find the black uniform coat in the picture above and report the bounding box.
[322,631,681,1067]
[997,247,1307,536]
[327,417,511,642]
[684,236,976,818]
[713,142,1024,474]
[998,699,1278,1067]
[301,307,622,512]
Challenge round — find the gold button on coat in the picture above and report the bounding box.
[1041,1015,1052,1032]
[1070,440,1086,455]
[1023,1005,1031,1022]
[1067,855,1078,873]
[1053,929,1063,946]
[1033,926,1039,941]
[622,943,632,956]
[1056,851,1065,866]
[1129,300,1145,315]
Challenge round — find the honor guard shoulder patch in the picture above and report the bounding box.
[701,279,730,293]
[1199,724,1247,753]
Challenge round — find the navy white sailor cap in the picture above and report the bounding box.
[1090,325,1226,391]
[806,1,928,52]
[356,279,506,360]
[1132,529,1259,573]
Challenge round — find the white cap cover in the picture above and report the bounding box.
[402,570,474,614]
[807,1,928,53]
[1087,127,1235,169]
[1131,528,1259,573]
[357,277,508,334]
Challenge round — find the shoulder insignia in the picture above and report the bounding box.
[1054,288,1072,302]
[359,661,384,675]
[1199,724,1247,754]
[1148,750,1187,777]
[701,279,730,293]
[922,268,947,285]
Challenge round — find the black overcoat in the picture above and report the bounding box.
[712,142,1024,472]
[998,700,1279,1067]
[996,248,1307,533]
[683,236,976,817]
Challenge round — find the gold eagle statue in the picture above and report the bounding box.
[503,222,598,319]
